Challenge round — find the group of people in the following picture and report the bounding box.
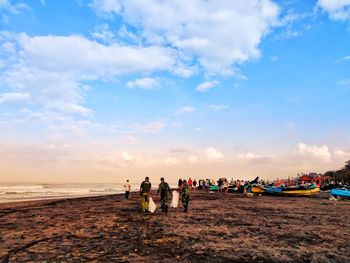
[123,177,190,214]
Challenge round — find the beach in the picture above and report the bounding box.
[1,191,349,263]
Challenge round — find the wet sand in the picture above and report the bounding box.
[0,191,349,262]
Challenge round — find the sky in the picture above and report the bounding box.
[0,0,350,184]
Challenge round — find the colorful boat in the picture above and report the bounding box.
[251,186,265,194]
[263,186,283,194]
[209,185,218,191]
[331,189,350,198]
[280,187,320,196]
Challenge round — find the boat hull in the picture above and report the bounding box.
[280,187,320,196]
[251,186,265,193]
[331,189,350,198]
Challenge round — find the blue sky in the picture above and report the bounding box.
[0,0,349,183]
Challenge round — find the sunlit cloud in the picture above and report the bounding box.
[89,0,280,74]
[318,0,350,20]
[127,77,159,90]
[196,80,220,92]
[297,142,332,162]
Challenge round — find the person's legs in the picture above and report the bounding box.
[143,193,149,211]
[182,195,189,212]
[141,194,146,212]
[125,191,129,199]
[161,198,165,213]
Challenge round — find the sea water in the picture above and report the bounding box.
[0,182,141,203]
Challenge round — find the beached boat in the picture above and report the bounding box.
[209,185,218,191]
[263,186,283,194]
[251,186,265,194]
[280,187,320,196]
[331,189,350,198]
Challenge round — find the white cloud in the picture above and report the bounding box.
[127,77,158,90]
[0,0,28,14]
[0,92,30,103]
[89,0,121,18]
[90,0,280,74]
[297,142,332,161]
[318,0,350,20]
[203,147,223,160]
[90,24,115,44]
[17,34,176,76]
[196,80,220,92]
[208,104,229,111]
[238,152,274,159]
[0,33,176,116]
[176,106,196,114]
[121,151,133,162]
[333,149,350,157]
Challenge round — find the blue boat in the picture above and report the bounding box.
[331,189,350,198]
[263,186,283,194]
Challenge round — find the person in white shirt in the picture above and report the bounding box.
[124,180,131,199]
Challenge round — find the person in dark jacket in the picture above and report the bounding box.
[140,177,152,213]
[181,180,190,213]
[157,177,172,214]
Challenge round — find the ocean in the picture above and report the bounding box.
[0,182,140,203]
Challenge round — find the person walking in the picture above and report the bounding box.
[123,180,131,199]
[181,179,190,213]
[140,177,152,213]
[157,177,172,214]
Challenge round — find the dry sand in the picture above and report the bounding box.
[0,191,349,262]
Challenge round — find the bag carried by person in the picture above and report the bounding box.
[170,190,179,208]
[148,197,157,213]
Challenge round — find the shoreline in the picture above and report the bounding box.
[1,191,349,262]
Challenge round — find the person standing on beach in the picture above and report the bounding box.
[157,177,172,214]
[178,178,183,188]
[188,178,193,189]
[181,179,190,213]
[123,180,131,199]
[140,177,152,213]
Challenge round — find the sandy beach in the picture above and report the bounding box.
[0,191,349,263]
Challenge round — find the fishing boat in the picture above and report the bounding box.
[263,186,283,194]
[280,187,320,196]
[251,186,265,194]
[330,188,350,199]
[262,184,320,196]
[209,185,218,192]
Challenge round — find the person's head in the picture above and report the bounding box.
[145,177,149,181]
[160,177,164,182]
[127,180,129,182]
